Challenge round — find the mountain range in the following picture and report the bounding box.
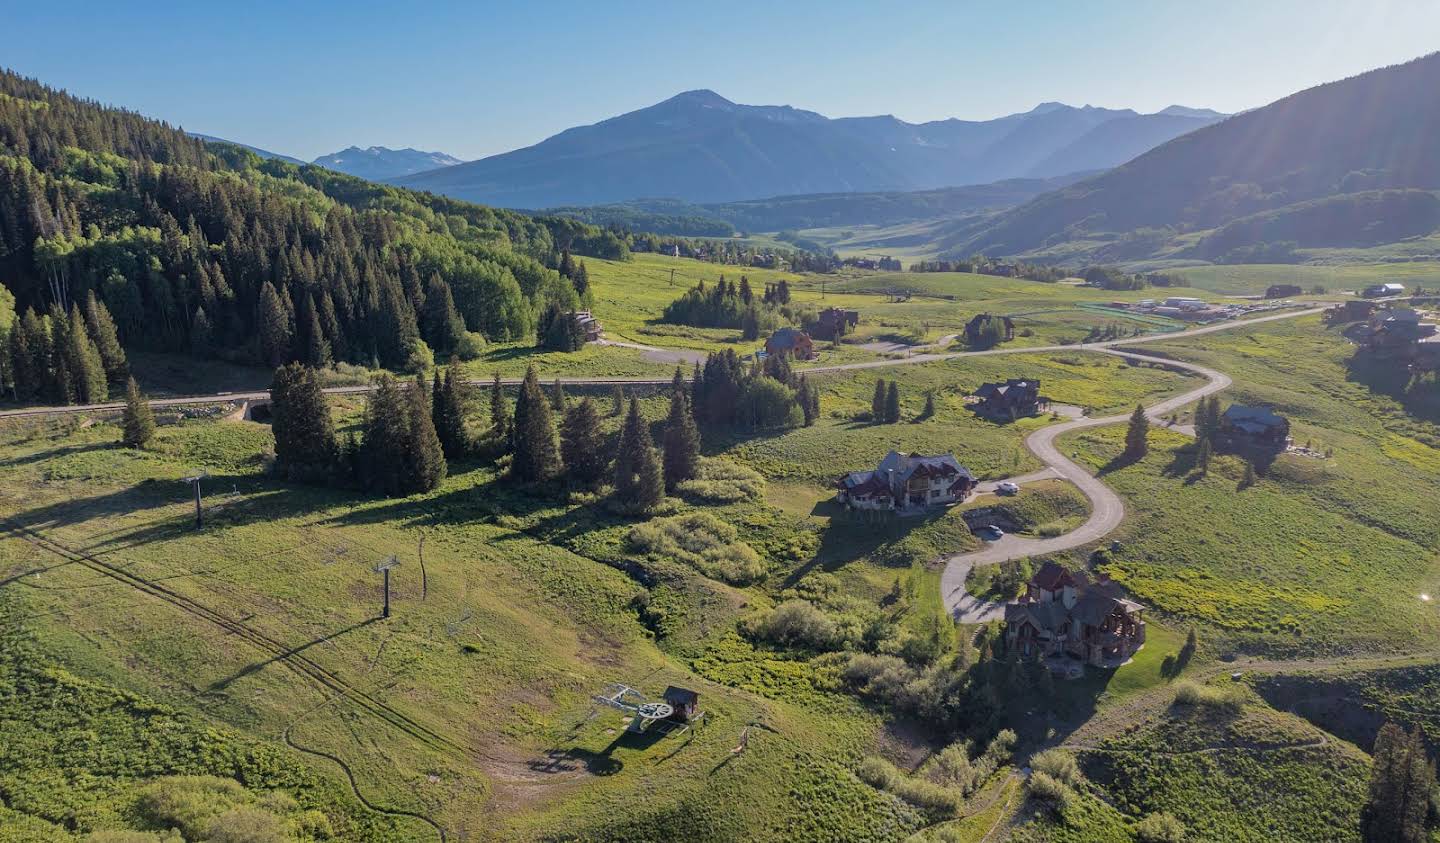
[952,50,1440,264]
[390,91,1224,208]
[186,134,462,181]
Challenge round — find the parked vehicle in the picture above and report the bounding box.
[977,526,1005,541]
[996,481,1020,495]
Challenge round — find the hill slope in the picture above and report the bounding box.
[312,145,463,180]
[394,90,1221,207]
[960,51,1440,262]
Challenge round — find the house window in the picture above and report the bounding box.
[931,489,940,498]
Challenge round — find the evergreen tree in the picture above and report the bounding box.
[558,247,576,279]
[360,374,410,496]
[662,389,701,491]
[1125,404,1150,459]
[421,274,467,357]
[9,308,48,400]
[1206,397,1224,441]
[1361,723,1435,843]
[572,260,590,299]
[798,374,819,426]
[489,373,509,442]
[257,281,292,368]
[884,381,901,423]
[550,377,566,411]
[190,307,215,357]
[403,373,447,493]
[83,290,127,384]
[433,367,470,459]
[611,384,625,417]
[613,398,663,511]
[1195,437,1213,475]
[1242,460,1257,488]
[63,304,106,403]
[301,297,332,369]
[270,363,335,482]
[120,376,154,448]
[510,365,561,482]
[561,397,607,486]
[872,379,886,422]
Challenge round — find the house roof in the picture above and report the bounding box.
[1031,561,1082,591]
[1223,404,1287,431]
[876,451,974,485]
[663,686,699,706]
[766,327,810,349]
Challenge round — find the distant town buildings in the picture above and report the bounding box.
[1362,282,1407,298]
[836,451,977,512]
[1264,284,1303,299]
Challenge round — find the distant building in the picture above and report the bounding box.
[1218,404,1291,451]
[973,379,1046,420]
[814,307,859,340]
[764,327,815,360]
[836,451,976,511]
[1163,297,1207,311]
[1344,308,1439,358]
[662,686,701,723]
[964,313,1015,345]
[1264,284,1303,299]
[1326,300,1378,323]
[1003,562,1147,669]
[574,310,603,342]
[1362,283,1407,298]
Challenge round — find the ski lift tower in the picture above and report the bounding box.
[182,471,209,527]
[592,683,674,734]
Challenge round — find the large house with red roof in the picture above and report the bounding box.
[1003,562,1146,670]
[836,451,977,512]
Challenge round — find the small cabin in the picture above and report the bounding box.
[662,686,700,722]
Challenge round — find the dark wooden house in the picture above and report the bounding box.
[764,327,815,360]
[973,379,1045,420]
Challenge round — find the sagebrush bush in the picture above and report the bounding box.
[1030,748,1081,786]
[676,458,765,502]
[746,599,838,650]
[1027,770,1072,812]
[1173,680,1246,712]
[1136,811,1187,843]
[629,512,764,584]
[856,756,961,818]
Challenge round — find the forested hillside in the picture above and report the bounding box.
[0,68,628,385]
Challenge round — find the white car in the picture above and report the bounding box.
[977,526,1006,541]
[996,481,1020,495]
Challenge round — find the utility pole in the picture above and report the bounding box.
[182,472,208,527]
[669,267,676,287]
[374,555,400,619]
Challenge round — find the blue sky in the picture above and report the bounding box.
[7,0,1440,161]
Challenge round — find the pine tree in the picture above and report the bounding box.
[611,384,625,417]
[798,374,819,426]
[301,297,332,368]
[403,374,447,493]
[257,281,292,368]
[614,398,663,511]
[360,374,410,496]
[190,306,215,357]
[1362,723,1435,843]
[63,304,106,403]
[510,365,561,482]
[433,367,470,459]
[1195,437,1213,475]
[550,377,566,411]
[572,260,590,299]
[923,390,936,419]
[1125,404,1150,459]
[489,373,509,442]
[120,376,154,448]
[884,381,901,423]
[871,379,886,422]
[1242,460,1257,488]
[561,398,607,486]
[9,308,48,400]
[421,274,466,357]
[558,247,576,279]
[270,363,336,482]
[83,290,127,384]
[662,389,701,491]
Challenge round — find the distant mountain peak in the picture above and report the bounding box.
[1028,101,1073,114]
[665,89,735,107]
[313,145,462,181]
[1157,104,1225,119]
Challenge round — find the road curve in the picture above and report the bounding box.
[0,307,1324,419]
[941,348,1234,623]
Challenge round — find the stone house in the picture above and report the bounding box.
[1003,562,1146,669]
[836,451,976,511]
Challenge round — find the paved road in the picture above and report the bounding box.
[940,347,1233,623]
[0,306,1322,419]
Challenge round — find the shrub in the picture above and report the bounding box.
[747,600,839,650]
[857,756,900,790]
[137,776,251,840]
[1136,811,1187,843]
[404,338,434,374]
[1173,680,1246,712]
[629,512,764,584]
[676,459,765,502]
[204,806,286,843]
[1027,771,1072,812]
[922,742,977,792]
[856,756,961,818]
[1030,748,1081,786]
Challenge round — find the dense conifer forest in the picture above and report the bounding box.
[0,68,626,396]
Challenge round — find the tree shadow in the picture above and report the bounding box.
[1098,451,1144,476]
[0,440,116,469]
[784,506,948,588]
[1344,351,1440,426]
